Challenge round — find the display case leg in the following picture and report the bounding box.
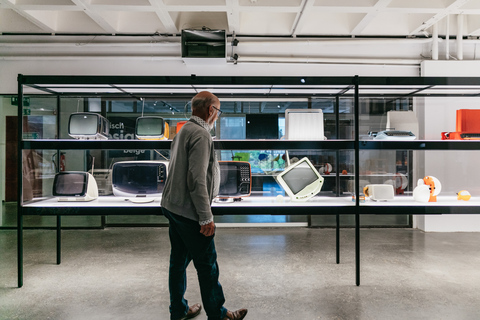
[355,212,360,286]
[336,214,340,264]
[18,214,23,288]
[56,216,61,265]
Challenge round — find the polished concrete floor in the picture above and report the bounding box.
[1,227,480,320]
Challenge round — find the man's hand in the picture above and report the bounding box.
[200,221,215,237]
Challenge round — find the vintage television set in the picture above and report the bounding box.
[68,112,109,140]
[216,161,252,201]
[276,157,324,202]
[52,171,99,202]
[111,160,169,198]
[135,116,170,140]
[285,109,324,140]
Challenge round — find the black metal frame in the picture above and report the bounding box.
[16,74,480,288]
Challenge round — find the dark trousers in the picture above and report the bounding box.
[162,208,227,320]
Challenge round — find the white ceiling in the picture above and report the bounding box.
[1,0,480,37]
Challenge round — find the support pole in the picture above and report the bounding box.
[56,216,61,265]
[354,76,360,286]
[457,14,464,60]
[17,74,24,288]
[432,23,439,60]
[446,15,450,60]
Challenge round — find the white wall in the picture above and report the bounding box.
[416,61,480,232]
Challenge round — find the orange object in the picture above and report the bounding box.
[342,170,348,175]
[423,176,437,202]
[456,109,480,132]
[442,109,480,140]
[176,121,187,134]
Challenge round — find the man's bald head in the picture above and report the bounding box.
[191,91,220,122]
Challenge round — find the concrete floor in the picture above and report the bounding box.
[1,227,480,320]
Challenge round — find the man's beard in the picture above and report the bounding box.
[207,113,216,130]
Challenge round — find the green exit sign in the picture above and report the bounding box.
[11,97,30,107]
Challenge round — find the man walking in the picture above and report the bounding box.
[161,91,248,320]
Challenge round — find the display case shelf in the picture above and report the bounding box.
[360,140,480,150]
[23,139,355,150]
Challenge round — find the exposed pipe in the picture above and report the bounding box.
[432,23,438,60]
[457,14,464,60]
[235,56,422,65]
[0,54,422,65]
[237,39,438,46]
[446,15,450,60]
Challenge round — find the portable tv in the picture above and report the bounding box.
[276,157,324,202]
[68,112,109,140]
[285,109,324,140]
[216,161,252,200]
[135,116,170,140]
[112,160,169,198]
[53,171,99,202]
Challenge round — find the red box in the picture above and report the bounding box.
[456,109,480,132]
[442,109,480,140]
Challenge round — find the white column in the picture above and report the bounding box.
[457,14,464,60]
[432,23,439,60]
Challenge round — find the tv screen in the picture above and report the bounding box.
[136,116,165,139]
[281,163,319,195]
[112,161,168,197]
[53,172,87,196]
[218,161,251,198]
[69,113,99,135]
[276,157,324,202]
[68,112,109,140]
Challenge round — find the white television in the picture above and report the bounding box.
[276,157,324,202]
[53,171,99,202]
[68,112,109,140]
[285,109,324,140]
[112,160,169,198]
[135,116,170,140]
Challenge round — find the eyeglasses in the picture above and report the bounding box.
[211,105,223,116]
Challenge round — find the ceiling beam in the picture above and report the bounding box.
[291,0,315,37]
[225,0,240,34]
[70,0,116,34]
[2,0,55,33]
[148,0,178,34]
[351,0,393,35]
[409,0,471,36]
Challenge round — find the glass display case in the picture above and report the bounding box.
[14,75,480,287]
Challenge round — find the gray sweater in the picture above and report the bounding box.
[161,118,218,224]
